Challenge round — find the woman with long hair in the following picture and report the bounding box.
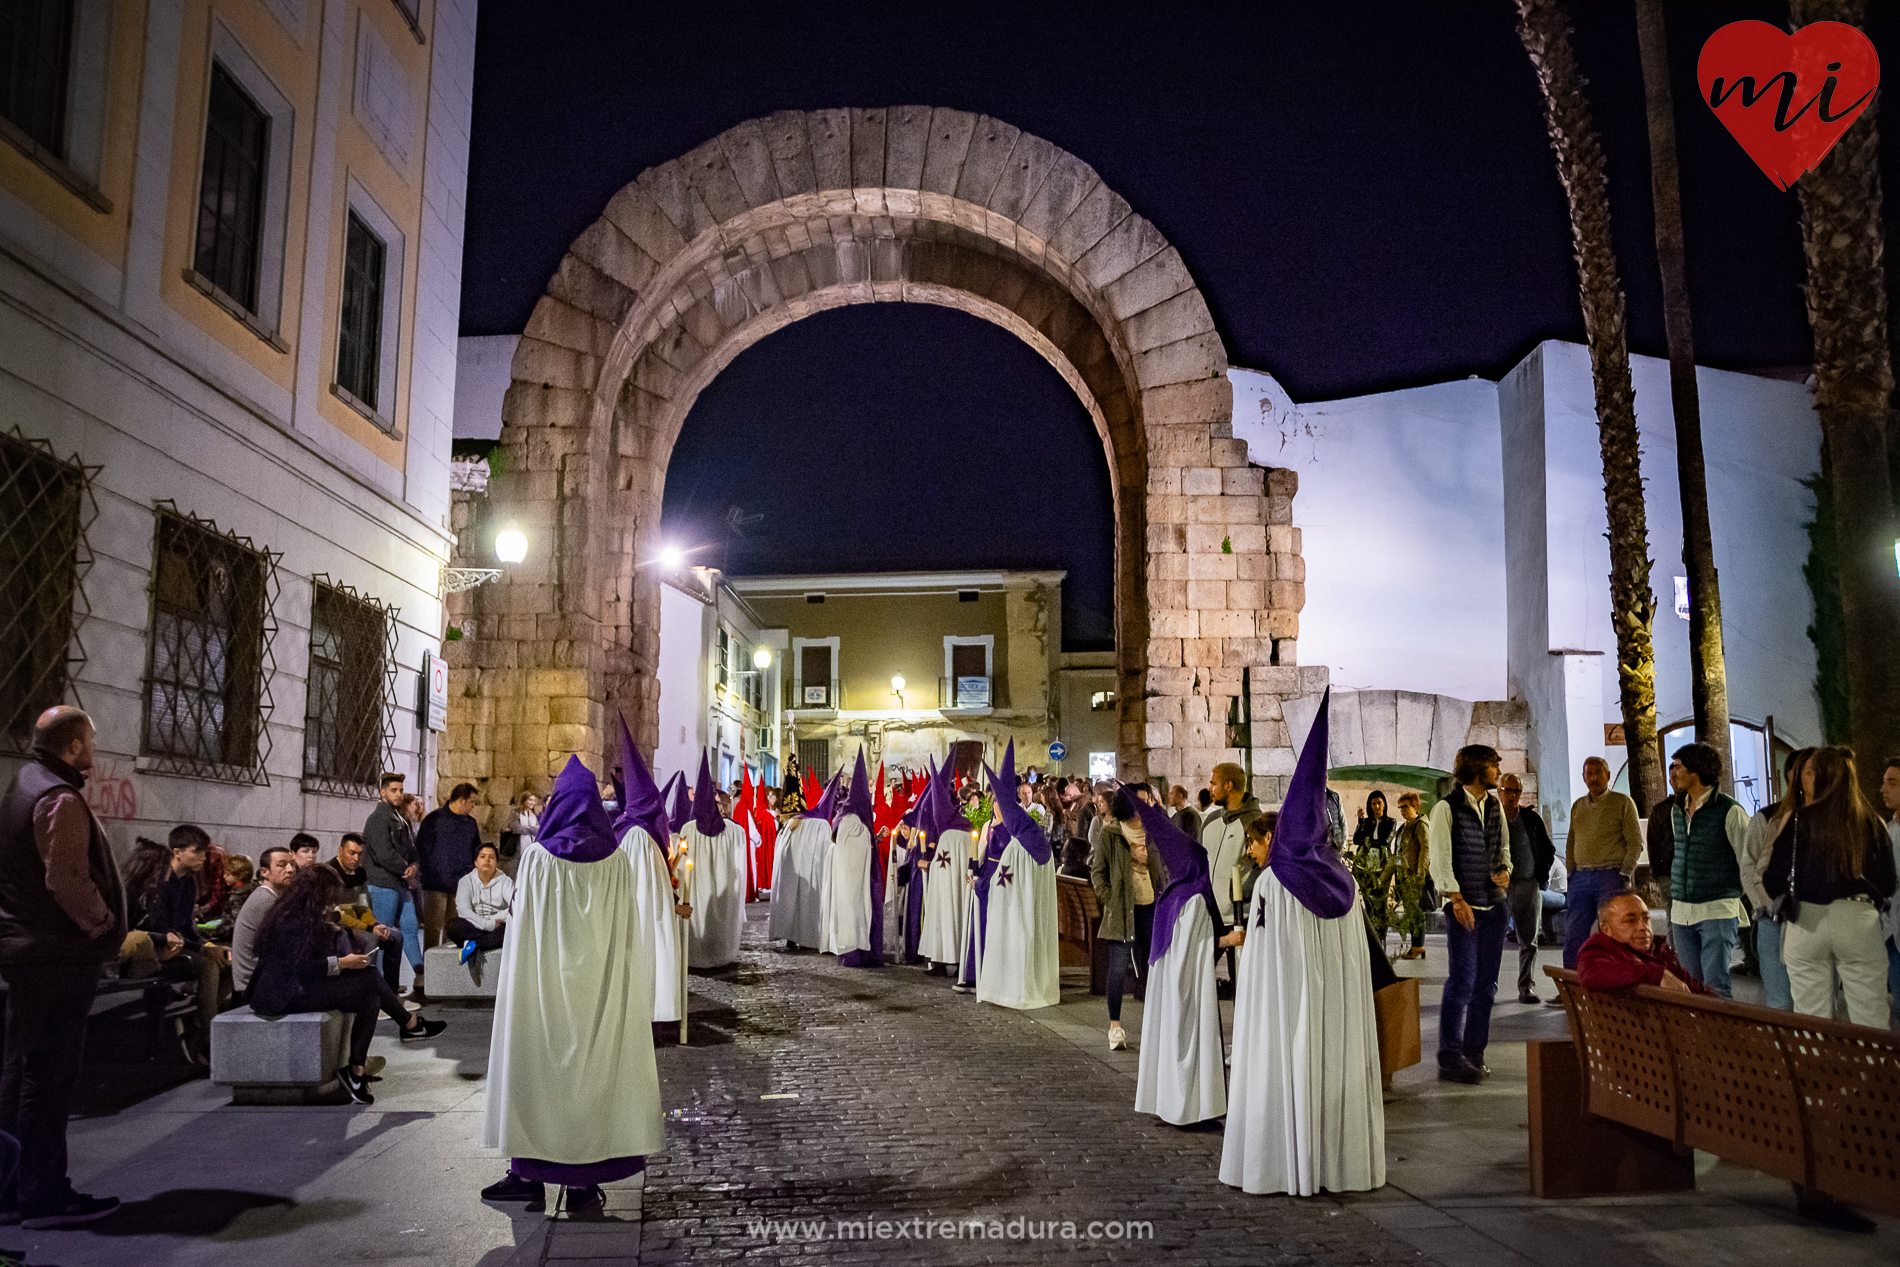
[251,866,445,1104]
[1762,746,1897,1028]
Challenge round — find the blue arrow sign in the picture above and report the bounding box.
[1048,741,1066,761]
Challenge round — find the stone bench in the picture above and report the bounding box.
[210,1006,353,1105]
[423,944,499,1000]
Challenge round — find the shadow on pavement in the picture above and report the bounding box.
[81,1189,302,1237]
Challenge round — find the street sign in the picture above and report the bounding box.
[422,651,449,732]
[1048,740,1066,761]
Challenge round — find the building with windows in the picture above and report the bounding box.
[0,0,477,858]
[654,566,784,793]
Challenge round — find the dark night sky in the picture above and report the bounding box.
[460,1,1898,649]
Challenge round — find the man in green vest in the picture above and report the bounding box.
[1667,743,1750,998]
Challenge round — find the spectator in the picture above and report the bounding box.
[362,772,425,1001]
[0,706,123,1227]
[1427,745,1511,1084]
[1881,757,1900,1010]
[449,845,514,963]
[1763,746,1897,1029]
[1090,802,1163,1051]
[126,825,231,1059]
[1665,743,1750,999]
[1351,791,1397,858]
[1646,763,1684,909]
[1498,775,1555,1003]
[289,832,320,871]
[1235,812,1277,913]
[207,854,254,943]
[503,791,541,867]
[1742,748,1813,1011]
[1325,787,1346,854]
[1577,893,1703,993]
[1563,756,1643,970]
[327,833,372,907]
[1393,791,1432,960]
[1197,788,1213,814]
[193,841,233,924]
[231,846,297,1000]
[418,784,482,952]
[1169,785,1203,841]
[250,867,445,1106]
[1199,763,1258,997]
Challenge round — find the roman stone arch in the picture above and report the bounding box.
[444,107,1315,813]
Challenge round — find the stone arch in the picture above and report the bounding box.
[446,107,1307,808]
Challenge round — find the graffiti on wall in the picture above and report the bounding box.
[85,758,137,824]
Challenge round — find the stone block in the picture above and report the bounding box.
[1147,493,1186,524]
[1275,554,1307,582]
[1185,524,1227,554]
[1210,438,1250,469]
[1236,552,1274,581]
[1187,552,1236,580]
[1228,580,1265,609]
[1227,524,1267,554]
[424,945,499,999]
[1264,609,1299,638]
[550,696,593,725]
[1267,525,1297,555]
[1222,636,1270,663]
[1148,638,1183,668]
[211,1007,353,1104]
[548,723,593,752]
[1357,690,1398,766]
[1149,579,1187,609]
[1258,746,1297,776]
[1500,749,1529,775]
[1264,495,1294,525]
[1182,638,1223,667]
[1428,696,1476,772]
[1500,720,1530,750]
[1265,467,1299,498]
[1185,496,1228,525]
[1150,610,1197,639]
[1145,722,1174,749]
[1146,466,1181,496]
[1181,467,1222,497]
[1186,580,1226,610]
[1329,689,1365,767]
[1266,581,1304,610]
[1466,724,1501,749]
[1222,466,1261,496]
[1201,609,1255,638]
[1297,666,1331,693]
[1274,638,1298,666]
[1102,247,1195,322]
[1146,522,1187,553]
[1149,552,1189,580]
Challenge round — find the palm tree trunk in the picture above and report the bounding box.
[1790,0,1900,796]
[1514,0,1664,813]
[1634,0,1731,788]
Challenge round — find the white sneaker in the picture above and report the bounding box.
[1108,1023,1127,1050]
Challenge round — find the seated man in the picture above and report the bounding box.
[136,826,233,1060]
[449,845,514,963]
[1577,893,1705,994]
[231,846,297,1004]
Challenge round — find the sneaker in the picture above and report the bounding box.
[951,982,973,994]
[481,1173,546,1204]
[460,941,479,966]
[21,1192,119,1229]
[1108,1024,1127,1051]
[563,1184,605,1218]
[340,1067,374,1106]
[400,1017,448,1042]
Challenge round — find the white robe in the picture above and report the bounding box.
[1220,870,1385,1196]
[483,842,663,1166]
[975,837,1059,1010]
[819,816,876,957]
[620,825,683,1024]
[768,817,830,947]
[683,820,746,968]
[918,828,971,965]
[1135,897,1227,1125]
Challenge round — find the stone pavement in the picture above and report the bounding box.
[10,906,1898,1265]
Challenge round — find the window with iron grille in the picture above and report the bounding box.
[715,626,729,693]
[0,0,73,156]
[335,210,384,408]
[302,579,394,796]
[141,508,277,782]
[0,430,94,748]
[193,63,269,312]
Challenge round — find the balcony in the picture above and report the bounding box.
[786,677,842,716]
[939,675,993,714]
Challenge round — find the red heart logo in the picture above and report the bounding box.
[1697,20,1880,191]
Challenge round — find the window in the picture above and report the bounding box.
[194,64,270,312]
[141,508,277,783]
[1088,752,1116,781]
[1090,690,1116,712]
[716,626,730,693]
[302,580,393,796]
[0,430,93,747]
[942,635,993,709]
[335,211,385,408]
[0,0,72,155]
[797,738,829,782]
[797,641,834,708]
[957,590,978,603]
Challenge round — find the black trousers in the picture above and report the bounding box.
[0,960,101,1210]
[444,918,504,952]
[255,970,409,1068]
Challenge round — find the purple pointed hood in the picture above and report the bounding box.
[984,742,1050,865]
[1274,687,1357,918]
[802,773,840,822]
[663,772,690,835]
[691,752,724,837]
[936,756,972,834]
[613,714,671,849]
[904,759,936,832]
[538,755,620,863]
[1119,785,1218,962]
[841,750,874,830]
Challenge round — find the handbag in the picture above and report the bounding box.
[1768,816,1800,925]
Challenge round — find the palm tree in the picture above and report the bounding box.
[1513,0,1664,813]
[1633,0,1731,787]
[1790,0,1900,793]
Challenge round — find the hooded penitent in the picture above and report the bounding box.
[538,755,621,863]
[1274,687,1357,919]
[613,715,672,853]
[842,750,874,831]
[664,773,690,836]
[692,752,724,838]
[1120,787,1221,963]
[983,742,1050,865]
[803,773,841,822]
[934,756,972,835]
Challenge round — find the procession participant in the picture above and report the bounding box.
[480,756,662,1217]
[974,743,1060,1010]
[913,762,959,977]
[682,755,746,969]
[1221,688,1385,1197]
[1118,788,1244,1125]
[1200,763,1259,998]
[768,775,838,950]
[820,751,883,966]
[612,716,690,1037]
[892,772,929,965]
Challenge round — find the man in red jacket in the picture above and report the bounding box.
[1577,893,1706,994]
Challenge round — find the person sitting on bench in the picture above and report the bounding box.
[1577,894,1705,994]
[448,846,513,964]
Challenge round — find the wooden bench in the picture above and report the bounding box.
[1542,965,1900,1214]
[1054,875,1110,995]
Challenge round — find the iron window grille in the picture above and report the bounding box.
[0,0,73,156]
[193,63,269,313]
[0,428,96,750]
[302,577,396,797]
[335,210,384,409]
[140,505,278,783]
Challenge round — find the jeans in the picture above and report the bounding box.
[1756,915,1793,1010]
[0,961,100,1211]
[1669,916,1739,998]
[1563,868,1627,969]
[1505,880,1543,995]
[1105,902,1155,1023]
[1439,902,1509,1069]
[446,918,505,952]
[368,885,423,992]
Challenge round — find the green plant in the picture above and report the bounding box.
[445,625,464,642]
[1221,535,1233,554]
[1799,469,1850,744]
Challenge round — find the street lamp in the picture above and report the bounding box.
[494,526,527,564]
[660,545,684,571]
[441,524,527,596]
[754,647,772,670]
[890,674,905,708]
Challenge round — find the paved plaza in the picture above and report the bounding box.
[6,906,1895,1265]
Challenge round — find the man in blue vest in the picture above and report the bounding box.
[1426,744,1511,1084]
[1666,743,1750,999]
